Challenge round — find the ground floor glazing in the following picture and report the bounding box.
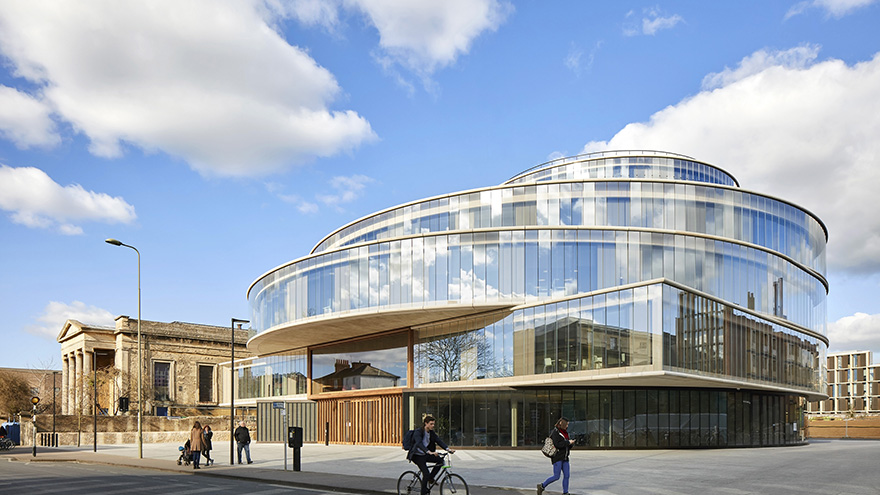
[404,388,806,448]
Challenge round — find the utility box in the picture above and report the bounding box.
[288,426,303,448]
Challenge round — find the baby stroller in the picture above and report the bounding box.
[177,439,193,466]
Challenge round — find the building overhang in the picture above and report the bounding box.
[248,302,517,355]
[411,367,827,401]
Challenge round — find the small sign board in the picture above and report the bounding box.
[272,401,284,409]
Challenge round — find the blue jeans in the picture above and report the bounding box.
[237,442,252,463]
[542,460,570,493]
[191,450,201,468]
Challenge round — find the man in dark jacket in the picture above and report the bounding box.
[234,421,253,464]
[407,415,455,495]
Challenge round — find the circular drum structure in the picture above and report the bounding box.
[247,150,828,448]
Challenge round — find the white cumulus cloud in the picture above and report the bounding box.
[785,0,878,19]
[623,8,684,36]
[27,300,116,339]
[828,312,880,354]
[345,0,512,80]
[0,164,136,234]
[0,85,60,149]
[582,47,880,275]
[0,0,375,177]
[701,44,820,90]
[317,174,375,211]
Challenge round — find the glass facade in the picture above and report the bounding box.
[413,282,823,392]
[235,351,308,400]
[405,388,805,448]
[251,229,825,334]
[504,151,738,187]
[312,332,408,393]
[247,151,828,448]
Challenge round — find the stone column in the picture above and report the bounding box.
[61,354,69,415]
[67,353,76,415]
[83,350,92,415]
[74,350,83,415]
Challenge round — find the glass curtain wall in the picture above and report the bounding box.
[312,332,408,393]
[311,180,825,276]
[405,388,806,448]
[414,282,823,392]
[251,230,825,337]
[235,351,308,400]
[663,285,823,390]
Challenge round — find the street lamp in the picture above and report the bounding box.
[105,238,143,459]
[93,350,109,452]
[230,318,248,465]
[31,396,39,457]
[52,371,59,447]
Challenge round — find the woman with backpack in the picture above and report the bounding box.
[537,417,575,495]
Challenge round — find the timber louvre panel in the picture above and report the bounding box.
[316,392,402,445]
[256,401,317,442]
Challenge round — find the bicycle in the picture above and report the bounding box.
[398,451,468,495]
[0,437,14,451]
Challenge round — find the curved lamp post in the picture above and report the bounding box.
[105,238,143,459]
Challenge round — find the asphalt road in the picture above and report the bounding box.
[0,460,358,495]
[4,438,880,494]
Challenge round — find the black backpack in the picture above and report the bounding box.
[402,428,417,450]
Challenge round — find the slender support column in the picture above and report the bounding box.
[74,351,83,415]
[67,353,76,415]
[61,355,70,415]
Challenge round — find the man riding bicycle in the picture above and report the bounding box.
[406,415,455,495]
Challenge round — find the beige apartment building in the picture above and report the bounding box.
[808,350,880,415]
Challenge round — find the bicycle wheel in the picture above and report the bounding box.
[440,473,468,495]
[397,470,421,495]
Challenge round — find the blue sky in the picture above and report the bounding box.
[2,0,880,370]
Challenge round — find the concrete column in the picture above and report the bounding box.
[83,350,92,415]
[74,350,83,415]
[61,354,69,414]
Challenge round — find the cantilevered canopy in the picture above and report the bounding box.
[248,302,516,355]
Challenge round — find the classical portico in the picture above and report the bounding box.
[57,320,120,416]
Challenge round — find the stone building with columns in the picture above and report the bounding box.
[57,316,252,418]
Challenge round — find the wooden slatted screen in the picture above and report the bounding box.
[316,390,403,446]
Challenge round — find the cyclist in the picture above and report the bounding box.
[406,415,455,495]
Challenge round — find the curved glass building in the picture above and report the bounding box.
[246,150,828,448]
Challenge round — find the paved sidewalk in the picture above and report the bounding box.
[3,439,880,494]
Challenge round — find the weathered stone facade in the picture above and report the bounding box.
[57,316,253,418]
[22,414,258,447]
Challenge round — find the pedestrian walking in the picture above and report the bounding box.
[189,421,206,469]
[234,420,253,464]
[537,417,575,495]
[202,425,214,466]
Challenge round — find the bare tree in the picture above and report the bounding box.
[0,371,33,419]
[418,331,499,382]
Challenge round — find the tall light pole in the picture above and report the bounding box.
[52,371,59,447]
[230,318,248,465]
[105,238,143,459]
[93,350,108,452]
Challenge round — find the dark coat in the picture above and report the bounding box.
[234,426,251,444]
[407,428,449,461]
[548,427,572,464]
[203,429,213,451]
